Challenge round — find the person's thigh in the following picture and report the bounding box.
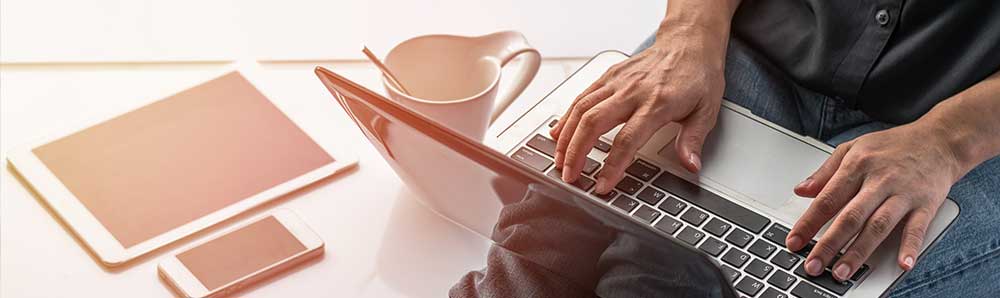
[827,127,1000,298]
[885,155,1000,298]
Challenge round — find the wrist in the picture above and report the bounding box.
[653,18,732,71]
[917,111,990,181]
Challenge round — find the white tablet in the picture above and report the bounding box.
[6,64,356,267]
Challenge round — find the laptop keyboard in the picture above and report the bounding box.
[510,123,870,298]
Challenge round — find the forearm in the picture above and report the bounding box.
[917,70,1000,178]
[654,0,742,69]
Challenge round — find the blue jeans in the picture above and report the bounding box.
[637,34,1000,297]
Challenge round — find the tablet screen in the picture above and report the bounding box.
[32,71,334,248]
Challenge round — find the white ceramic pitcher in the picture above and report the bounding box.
[382,31,541,140]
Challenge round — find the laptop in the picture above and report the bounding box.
[316,50,959,298]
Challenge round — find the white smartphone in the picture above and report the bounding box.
[158,209,324,298]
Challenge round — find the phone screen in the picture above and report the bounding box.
[176,216,306,290]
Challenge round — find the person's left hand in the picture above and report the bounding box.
[785,121,968,281]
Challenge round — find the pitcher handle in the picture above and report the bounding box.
[481,31,541,124]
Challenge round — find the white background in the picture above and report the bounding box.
[1,0,665,62]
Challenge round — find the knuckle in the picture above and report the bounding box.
[834,142,851,152]
[868,214,895,235]
[838,209,867,230]
[843,155,866,170]
[814,242,840,259]
[682,133,706,148]
[571,102,590,117]
[814,196,842,216]
[840,249,867,265]
[580,109,603,127]
[616,129,638,147]
[902,228,926,249]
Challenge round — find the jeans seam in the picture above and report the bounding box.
[890,244,1000,297]
[816,97,829,139]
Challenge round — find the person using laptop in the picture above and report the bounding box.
[551,0,1000,296]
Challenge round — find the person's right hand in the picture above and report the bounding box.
[550,27,729,194]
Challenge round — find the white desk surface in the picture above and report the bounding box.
[0,59,587,298]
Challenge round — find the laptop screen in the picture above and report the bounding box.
[316,67,736,298]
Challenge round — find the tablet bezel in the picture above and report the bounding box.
[6,63,355,267]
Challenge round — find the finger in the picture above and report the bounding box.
[594,110,659,193]
[786,162,864,251]
[562,99,631,183]
[804,181,888,276]
[897,206,936,271]
[832,195,910,281]
[796,141,855,197]
[554,87,615,168]
[673,102,720,173]
[550,77,608,139]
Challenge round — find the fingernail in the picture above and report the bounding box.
[688,153,702,172]
[596,177,609,193]
[787,235,802,250]
[834,263,851,280]
[903,256,914,270]
[562,168,575,183]
[805,259,823,276]
[796,178,813,190]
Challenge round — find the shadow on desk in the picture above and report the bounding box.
[366,189,490,298]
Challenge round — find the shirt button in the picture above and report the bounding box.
[875,9,890,26]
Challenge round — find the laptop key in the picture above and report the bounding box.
[657,196,688,215]
[698,237,728,257]
[636,187,666,205]
[610,195,640,213]
[770,250,801,270]
[767,270,797,290]
[526,134,557,157]
[722,249,751,268]
[791,282,837,298]
[582,158,601,175]
[632,205,661,223]
[735,277,765,296]
[548,168,595,191]
[745,259,774,279]
[592,190,618,202]
[794,240,818,257]
[626,159,660,181]
[615,176,643,195]
[748,239,778,259]
[704,218,732,237]
[721,265,741,283]
[681,208,709,226]
[851,264,870,281]
[652,172,771,233]
[676,227,705,246]
[511,147,553,172]
[654,216,683,235]
[725,228,754,248]
[763,224,790,247]
[794,263,853,295]
[758,287,788,298]
[594,139,612,153]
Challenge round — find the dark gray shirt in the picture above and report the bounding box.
[732,0,1000,124]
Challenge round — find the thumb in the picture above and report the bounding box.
[674,106,719,173]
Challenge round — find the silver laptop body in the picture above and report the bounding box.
[488,51,959,298]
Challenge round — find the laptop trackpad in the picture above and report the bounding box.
[658,107,827,224]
